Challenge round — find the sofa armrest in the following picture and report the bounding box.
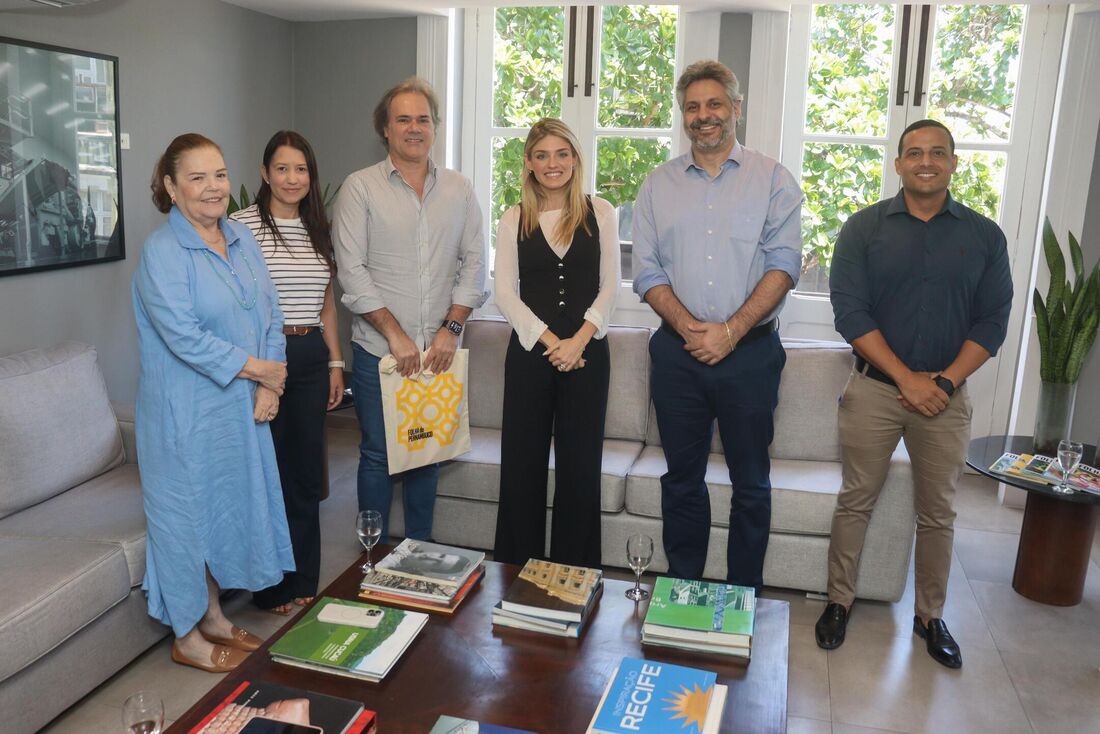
[112,401,137,465]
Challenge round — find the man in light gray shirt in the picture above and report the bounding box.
[333,77,487,542]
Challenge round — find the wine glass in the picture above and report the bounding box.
[625,533,654,601]
[356,510,383,573]
[1055,439,1083,494]
[121,691,163,734]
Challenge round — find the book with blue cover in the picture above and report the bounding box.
[587,657,726,734]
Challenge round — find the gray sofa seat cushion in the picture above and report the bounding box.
[438,427,640,512]
[625,444,912,536]
[0,535,130,682]
[0,465,147,587]
[0,343,124,519]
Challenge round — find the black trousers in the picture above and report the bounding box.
[252,330,328,609]
[493,331,610,568]
[650,327,784,587]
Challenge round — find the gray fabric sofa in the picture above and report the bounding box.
[392,317,916,600]
[0,342,167,734]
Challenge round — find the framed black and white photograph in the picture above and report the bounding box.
[0,36,124,277]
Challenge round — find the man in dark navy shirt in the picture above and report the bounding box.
[814,120,1012,669]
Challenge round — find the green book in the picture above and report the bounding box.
[268,596,427,682]
[642,577,754,650]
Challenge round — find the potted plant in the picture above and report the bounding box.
[1032,217,1099,453]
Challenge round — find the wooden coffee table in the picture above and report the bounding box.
[166,553,789,733]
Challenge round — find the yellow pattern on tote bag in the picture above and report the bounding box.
[396,373,464,450]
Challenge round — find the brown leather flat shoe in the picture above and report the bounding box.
[200,625,263,652]
[171,641,248,673]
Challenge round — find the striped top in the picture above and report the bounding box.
[231,203,330,327]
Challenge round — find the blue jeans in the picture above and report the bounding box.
[351,343,438,542]
[649,327,785,587]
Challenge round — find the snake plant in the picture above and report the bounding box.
[1033,217,1100,384]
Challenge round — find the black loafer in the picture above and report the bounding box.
[913,616,962,669]
[815,602,849,650]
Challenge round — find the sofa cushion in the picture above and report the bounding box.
[771,341,853,462]
[0,342,124,519]
[0,465,147,587]
[603,326,651,441]
[465,319,511,431]
[0,535,130,683]
[438,426,639,512]
[464,318,652,443]
[625,446,841,535]
[642,339,853,462]
[626,443,912,536]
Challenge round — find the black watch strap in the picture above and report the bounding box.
[443,319,463,336]
[933,375,955,397]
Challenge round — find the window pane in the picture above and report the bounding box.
[597,5,678,129]
[926,5,1025,143]
[490,136,526,248]
[805,4,895,138]
[494,7,564,128]
[596,136,671,281]
[952,150,1007,221]
[798,142,885,294]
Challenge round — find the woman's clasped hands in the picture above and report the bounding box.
[543,334,588,372]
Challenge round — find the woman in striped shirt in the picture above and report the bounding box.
[232,130,343,614]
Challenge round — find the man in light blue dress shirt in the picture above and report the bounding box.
[632,60,803,587]
[333,78,487,541]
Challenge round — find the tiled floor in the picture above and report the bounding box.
[41,425,1100,734]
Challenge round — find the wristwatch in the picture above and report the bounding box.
[933,375,956,397]
[442,319,464,336]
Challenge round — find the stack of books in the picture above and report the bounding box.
[586,656,727,734]
[269,597,427,683]
[189,679,376,734]
[989,451,1100,494]
[359,538,485,613]
[491,559,603,638]
[641,577,755,659]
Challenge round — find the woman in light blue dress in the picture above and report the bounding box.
[133,133,295,673]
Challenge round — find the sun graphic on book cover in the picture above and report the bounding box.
[663,682,714,730]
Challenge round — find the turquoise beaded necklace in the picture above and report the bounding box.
[201,246,258,310]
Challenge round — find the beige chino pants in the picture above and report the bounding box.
[827,370,972,620]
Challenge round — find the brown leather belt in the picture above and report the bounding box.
[283,326,317,336]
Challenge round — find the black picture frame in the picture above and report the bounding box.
[0,36,124,277]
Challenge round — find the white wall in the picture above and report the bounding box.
[0,0,294,400]
[1008,5,1100,450]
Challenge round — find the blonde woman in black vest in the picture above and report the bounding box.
[492,118,620,568]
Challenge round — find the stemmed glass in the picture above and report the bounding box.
[121,691,164,734]
[625,533,654,601]
[1055,439,1084,494]
[356,510,383,573]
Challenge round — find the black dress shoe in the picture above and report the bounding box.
[913,616,962,669]
[815,602,849,650]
